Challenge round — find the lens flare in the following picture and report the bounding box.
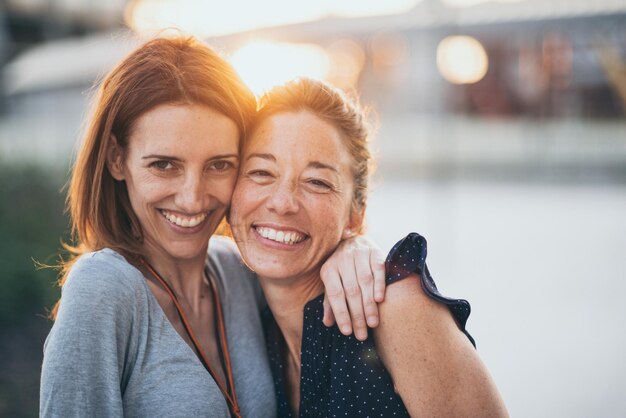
[436,36,489,84]
[230,42,330,96]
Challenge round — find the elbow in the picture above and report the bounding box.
[446,380,510,418]
[397,372,509,418]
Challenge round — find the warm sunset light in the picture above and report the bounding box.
[230,42,330,96]
[126,0,422,37]
[326,39,366,90]
[443,0,525,7]
[436,36,489,84]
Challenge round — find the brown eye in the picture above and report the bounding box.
[248,169,274,184]
[150,160,174,171]
[307,178,332,190]
[209,160,234,172]
[249,169,271,177]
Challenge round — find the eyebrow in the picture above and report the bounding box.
[142,154,183,162]
[142,153,238,161]
[247,153,338,173]
[246,153,275,162]
[307,161,339,173]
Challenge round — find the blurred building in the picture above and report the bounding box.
[2,0,125,57]
[1,0,626,177]
[223,0,626,118]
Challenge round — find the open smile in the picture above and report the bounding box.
[253,225,308,245]
[160,209,208,229]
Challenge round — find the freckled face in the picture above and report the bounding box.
[111,104,240,263]
[230,111,357,281]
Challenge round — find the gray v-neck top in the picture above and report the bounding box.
[40,236,276,418]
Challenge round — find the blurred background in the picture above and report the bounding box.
[1,0,625,416]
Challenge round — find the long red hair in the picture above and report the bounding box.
[52,36,255,318]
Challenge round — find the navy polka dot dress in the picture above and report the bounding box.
[262,233,475,417]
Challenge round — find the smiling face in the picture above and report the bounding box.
[230,111,362,282]
[108,103,240,264]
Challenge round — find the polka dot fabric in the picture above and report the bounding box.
[263,232,475,417]
[385,232,475,347]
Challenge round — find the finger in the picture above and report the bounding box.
[338,257,368,341]
[321,266,353,336]
[371,250,387,302]
[354,249,379,328]
[322,295,336,327]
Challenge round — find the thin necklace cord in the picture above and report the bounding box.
[140,258,241,418]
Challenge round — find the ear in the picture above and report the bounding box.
[106,135,125,181]
[342,205,365,239]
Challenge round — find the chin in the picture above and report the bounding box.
[252,258,310,283]
[242,255,282,279]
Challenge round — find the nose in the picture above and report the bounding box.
[175,172,207,214]
[265,180,299,215]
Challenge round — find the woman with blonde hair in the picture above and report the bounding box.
[230,78,509,417]
[40,37,386,417]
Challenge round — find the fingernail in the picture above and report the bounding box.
[340,325,352,335]
[367,316,378,327]
[357,330,368,341]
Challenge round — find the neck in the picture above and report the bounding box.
[260,271,324,370]
[141,240,209,311]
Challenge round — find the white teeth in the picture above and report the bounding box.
[161,210,207,228]
[255,226,306,245]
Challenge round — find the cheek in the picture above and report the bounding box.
[308,197,351,236]
[213,176,238,204]
[230,185,243,214]
[230,182,254,222]
[130,178,169,206]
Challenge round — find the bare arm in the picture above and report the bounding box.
[374,274,509,417]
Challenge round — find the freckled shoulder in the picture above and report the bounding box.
[379,273,453,327]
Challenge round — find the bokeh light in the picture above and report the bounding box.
[126,0,422,37]
[230,42,330,96]
[369,31,409,77]
[326,39,366,90]
[436,35,489,84]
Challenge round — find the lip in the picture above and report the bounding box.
[251,222,309,250]
[159,209,211,235]
[253,222,308,236]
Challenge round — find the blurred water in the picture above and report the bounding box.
[366,177,626,418]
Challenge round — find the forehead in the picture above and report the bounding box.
[247,111,352,166]
[129,103,240,153]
